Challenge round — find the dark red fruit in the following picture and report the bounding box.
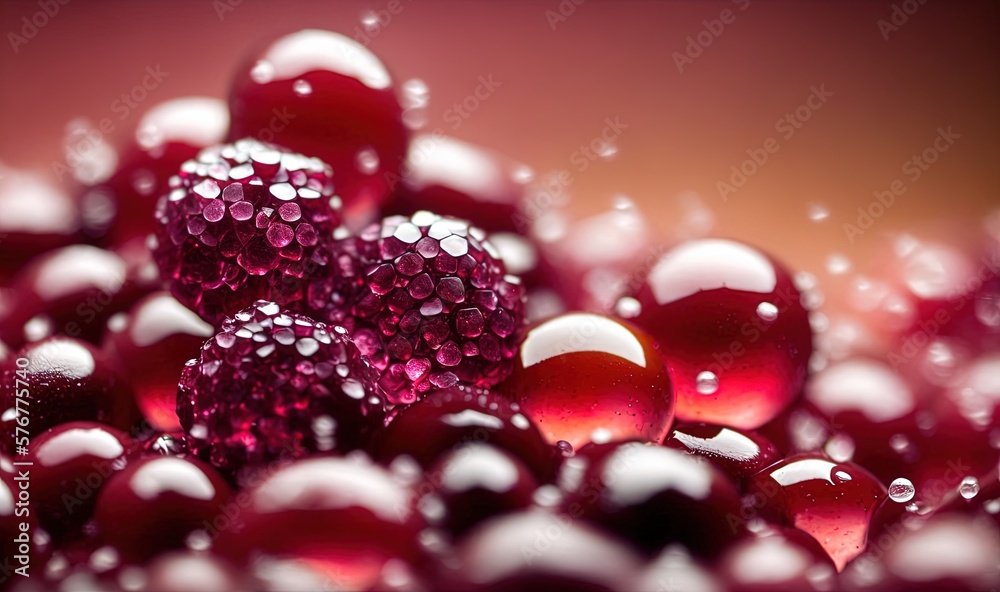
[0,166,81,279]
[0,245,149,349]
[451,508,642,592]
[665,423,779,483]
[563,442,743,557]
[93,455,231,562]
[719,526,837,592]
[177,301,384,476]
[313,212,525,404]
[1,337,141,447]
[103,292,214,432]
[629,547,722,592]
[746,455,886,571]
[228,29,408,216]
[386,135,530,234]
[29,422,132,541]
[418,443,538,538]
[621,238,813,429]
[86,97,230,247]
[144,552,252,592]
[215,455,424,591]
[371,384,556,483]
[498,312,674,449]
[151,137,343,325]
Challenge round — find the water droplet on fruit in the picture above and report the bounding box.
[959,476,980,499]
[356,147,380,174]
[888,478,915,502]
[824,433,855,462]
[591,427,613,445]
[807,203,829,221]
[756,301,779,322]
[250,60,275,84]
[615,296,641,318]
[695,371,719,395]
[826,253,851,275]
[292,79,312,96]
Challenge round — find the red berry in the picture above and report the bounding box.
[228,29,408,217]
[498,312,674,449]
[563,442,743,557]
[151,138,343,325]
[629,547,721,592]
[419,443,538,538]
[215,455,425,591]
[1,337,140,446]
[719,526,837,592]
[144,552,252,592]
[665,423,779,483]
[89,97,230,247]
[746,455,886,571]
[93,455,231,562]
[29,421,132,541]
[314,212,525,404]
[177,301,384,477]
[102,292,214,432]
[621,238,813,429]
[386,135,530,234]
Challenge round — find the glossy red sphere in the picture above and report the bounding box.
[371,384,557,483]
[622,238,813,429]
[629,547,721,592]
[29,422,132,541]
[228,29,408,216]
[665,423,779,483]
[215,455,424,591]
[719,527,837,592]
[563,442,743,557]
[498,312,674,449]
[93,455,231,562]
[102,292,214,432]
[746,455,886,571]
[144,552,252,592]
[1,337,141,447]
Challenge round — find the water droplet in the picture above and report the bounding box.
[590,427,612,445]
[356,147,379,174]
[695,371,719,395]
[834,470,852,482]
[292,79,312,96]
[756,301,779,322]
[888,478,915,503]
[361,11,379,29]
[555,440,574,457]
[250,60,274,84]
[615,296,641,318]
[959,476,980,499]
[597,142,618,160]
[889,433,912,453]
[808,203,829,222]
[826,253,851,275]
[824,433,855,462]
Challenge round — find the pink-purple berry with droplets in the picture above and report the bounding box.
[152,138,343,325]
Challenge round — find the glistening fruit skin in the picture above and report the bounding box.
[620,238,813,429]
[718,527,838,592]
[151,137,343,326]
[177,301,384,477]
[227,29,408,217]
[665,422,779,483]
[313,211,525,404]
[498,312,674,449]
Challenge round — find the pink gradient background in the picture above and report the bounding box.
[1,0,997,288]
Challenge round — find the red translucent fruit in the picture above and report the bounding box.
[450,508,643,592]
[93,455,231,562]
[215,455,425,591]
[1,337,141,447]
[0,166,81,279]
[386,135,530,235]
[152,137,344,325]
[85,97,230,247]
[29,422,132,541]
[621,238,813,429]
[418,442,538,539]
[719,527,837,592]
[563,442,743,557]
[371,385,557,483]
[665,423,779,483]
[498,312,674,449]
[177,301,384,477]
[0,245,150,349]
[228,29,408,217]
[746,455,886,571]
[102,292,214,432]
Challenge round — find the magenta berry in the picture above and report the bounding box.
[313,211,525,404]
[152,137,343,325]
[177,301,384,476]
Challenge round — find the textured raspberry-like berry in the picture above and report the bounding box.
[152,138,343,325]
[312,211,525,404]
[177,301,384,476]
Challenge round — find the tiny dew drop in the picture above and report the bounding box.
[959,476,980,499]
[292,79,313,97]
[695,371,719,395]
[756,301,779,322]
[355,147,380,175]
[888,477,915,503]
[808,203,829,222]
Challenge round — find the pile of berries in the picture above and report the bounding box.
[1,28,998,592]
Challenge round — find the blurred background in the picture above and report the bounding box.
[0,0,997,286]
